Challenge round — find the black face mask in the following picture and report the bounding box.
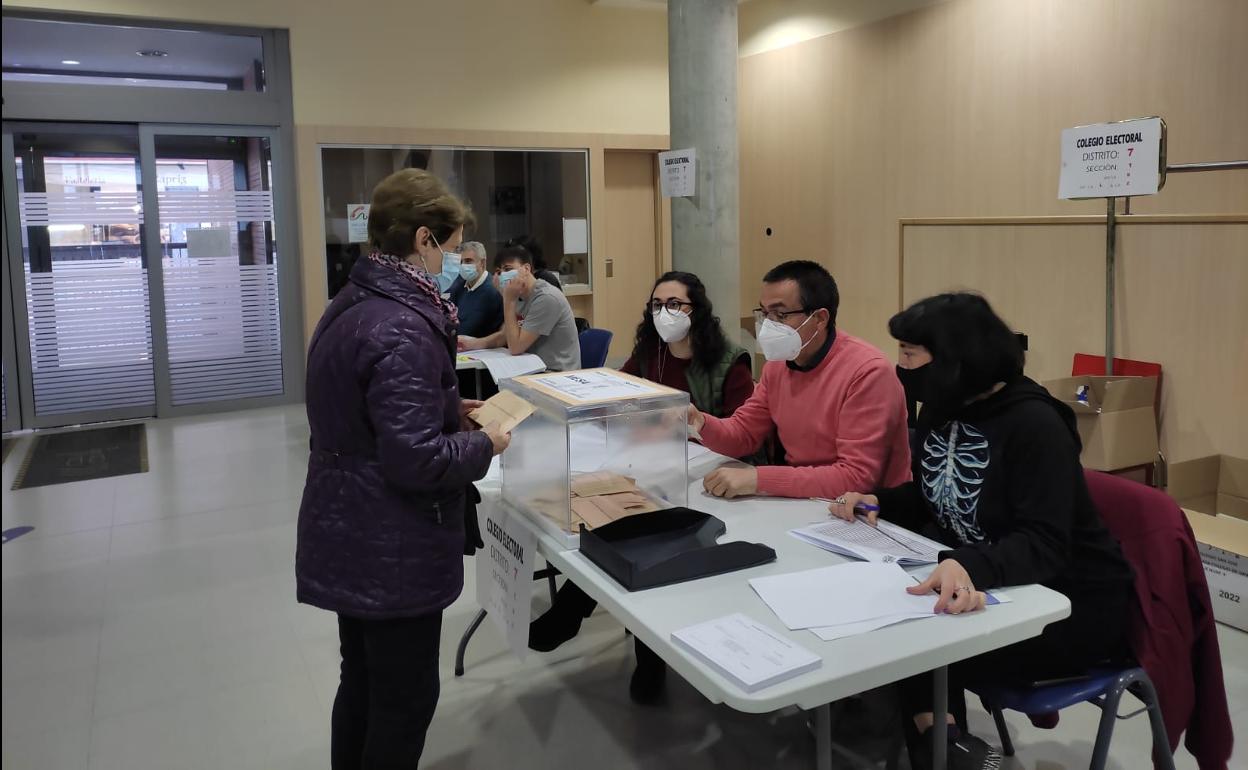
[895,363,935,405]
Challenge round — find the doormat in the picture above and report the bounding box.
[2,526,35,544]
[12,424,148,490]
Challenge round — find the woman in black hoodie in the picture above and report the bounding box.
[830,293,1134,770]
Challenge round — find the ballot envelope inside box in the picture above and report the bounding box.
[499,368,691,548]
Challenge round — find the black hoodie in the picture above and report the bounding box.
[875,376,1133,596]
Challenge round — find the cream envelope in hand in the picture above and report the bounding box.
[468,390,535,434]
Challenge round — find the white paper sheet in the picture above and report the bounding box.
[562,217,588,254]
[671,613,821,693]
[461,348,547,381]
[536,370,664,402]
[790,517,944,566]
[748,562,937,631]
[809,613,933,642]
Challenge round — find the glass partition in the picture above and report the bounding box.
[320,146,590,298]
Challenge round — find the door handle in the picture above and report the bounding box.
[605,258,614,278]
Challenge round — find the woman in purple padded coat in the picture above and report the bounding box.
[297,168,510,769]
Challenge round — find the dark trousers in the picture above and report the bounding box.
[551,581,664,672]
[899,583,1132,730]
[331,612,444,770]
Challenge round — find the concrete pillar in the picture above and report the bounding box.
[668,0,741,338]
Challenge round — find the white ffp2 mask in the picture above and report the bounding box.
[756,316,814,361]
[653,308,692,343]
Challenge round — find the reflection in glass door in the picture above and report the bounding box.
[8,126,157,425]
[148,130,283,406]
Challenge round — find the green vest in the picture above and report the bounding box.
[641,344,750,418]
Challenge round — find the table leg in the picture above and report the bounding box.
[454,608,488,677]
[815,702,832,770]
[932,665,948,770]
[474,369,483,400]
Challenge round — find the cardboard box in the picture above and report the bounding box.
[1184,509,1248,631]
[1168,455,1248,523]
[1042,375,1159,472]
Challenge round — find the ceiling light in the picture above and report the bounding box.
[136,50,169,58]
[61,59,81,65]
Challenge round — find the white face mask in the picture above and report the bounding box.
[756,315,815,361]
[652,307,692,343]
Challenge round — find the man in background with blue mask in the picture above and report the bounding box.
[458,244,581,372]
[690,260,911,501]
[447,241,503,339]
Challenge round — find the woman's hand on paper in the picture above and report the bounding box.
[827,493,879,525]
[460,399,484,431]
[458,336,481,351]
[907,559,986,615]
[480,422,512,456]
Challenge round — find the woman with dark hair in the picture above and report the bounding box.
[527,271,753,704]
[620,271,754,415]
[829,292,1134,770]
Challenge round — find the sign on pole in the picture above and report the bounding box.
[659,148,697,198]
[1058,117,1166,199]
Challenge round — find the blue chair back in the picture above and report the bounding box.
[579,328,613,369]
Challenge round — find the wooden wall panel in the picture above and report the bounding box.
[1116,224,1248,460]
[741,0,1248,462]
[901,223,1106,382]
[901,219,1248,463]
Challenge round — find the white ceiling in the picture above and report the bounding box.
[1,17,262,81]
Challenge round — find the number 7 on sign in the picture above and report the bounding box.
[1128,147,1134,156]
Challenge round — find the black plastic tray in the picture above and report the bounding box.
[578,508,776,591]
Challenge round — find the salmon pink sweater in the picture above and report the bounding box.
[699,331,911,499]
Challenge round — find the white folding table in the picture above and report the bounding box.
[472,451,1071,770]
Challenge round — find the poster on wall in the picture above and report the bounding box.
[347,204,370,243]
[659,148,697,198]
[1058,117,1166,200]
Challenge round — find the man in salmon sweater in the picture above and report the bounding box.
[690,260,911,499]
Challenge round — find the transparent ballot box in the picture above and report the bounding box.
[499,368,690,548]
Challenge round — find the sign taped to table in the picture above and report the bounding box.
[475,499,537,659]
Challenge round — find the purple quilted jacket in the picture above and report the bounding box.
[296,257,493,619]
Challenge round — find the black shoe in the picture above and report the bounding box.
[528,584,596,652]
[908,727,1002,770]
[628,640,667,705]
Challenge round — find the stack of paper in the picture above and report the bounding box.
[568,471,661,529]
[461,348,546,381]
[790,517,945,566]
[672,613,822,693]
[749,562,939,640]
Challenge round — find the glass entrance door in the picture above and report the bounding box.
[143,128,285,408]
[3,125,158,427]
[2,123,297,430]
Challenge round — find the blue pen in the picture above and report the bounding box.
[812,497,878,512]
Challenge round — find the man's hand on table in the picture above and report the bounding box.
[702,466,758,499]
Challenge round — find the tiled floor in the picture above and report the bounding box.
[2,405,1244,770]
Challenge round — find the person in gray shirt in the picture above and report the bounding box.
[458,245,581,372]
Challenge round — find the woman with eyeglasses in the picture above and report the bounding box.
[528,271,753,704]
[620,271,755,416]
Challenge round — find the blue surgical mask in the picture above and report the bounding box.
[459,263,479,283]
[431,236,461,292]
[498,269,519,290]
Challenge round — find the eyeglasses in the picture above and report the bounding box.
[648,298,694,314]
[753,307,810,325]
